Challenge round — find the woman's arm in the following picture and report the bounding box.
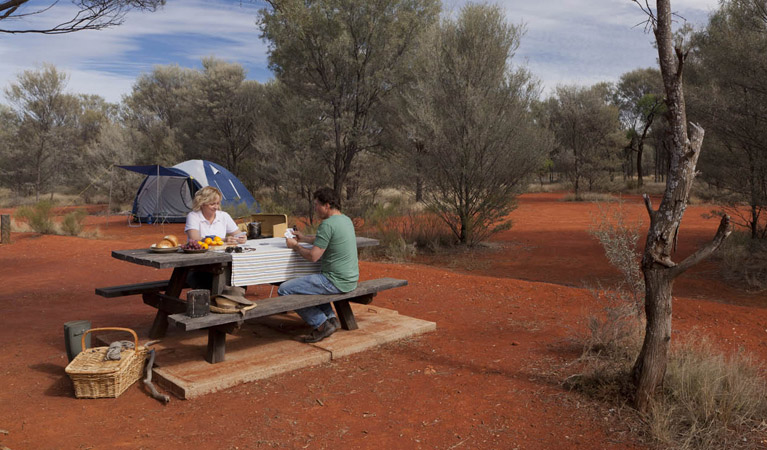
[186,229,202,243]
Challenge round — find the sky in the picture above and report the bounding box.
[0,0,721,104]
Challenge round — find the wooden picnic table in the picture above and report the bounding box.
[103,237,380,340]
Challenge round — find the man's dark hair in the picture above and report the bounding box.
[313,187,341,210]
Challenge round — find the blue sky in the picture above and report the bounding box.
[0,0,719,104]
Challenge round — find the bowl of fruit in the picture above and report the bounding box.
[181,241,208,254]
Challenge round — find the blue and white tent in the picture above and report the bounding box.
[119,160,259,223]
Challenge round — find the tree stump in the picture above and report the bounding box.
[1,214,10,244]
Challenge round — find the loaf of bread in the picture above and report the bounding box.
[156,239,176,248]
[163,235,179,247]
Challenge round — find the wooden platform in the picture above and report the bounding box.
[98,304,435,399]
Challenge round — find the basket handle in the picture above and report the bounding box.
[80,327,138,351]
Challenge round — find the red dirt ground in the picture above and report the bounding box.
[0,192,765,450]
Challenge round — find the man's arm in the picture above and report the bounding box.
[286,238,325,262]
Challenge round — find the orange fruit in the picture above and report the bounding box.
[204,237,213,244]
[197,241,204,246]
[201,243,209,249]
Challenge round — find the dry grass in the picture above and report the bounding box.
[649,334,767,450]
[572,203,767,449]
[561,192,620,202]
[526,181,569,193]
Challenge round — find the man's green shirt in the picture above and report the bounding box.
[313,214,359,292]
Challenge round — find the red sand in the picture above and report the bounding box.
[0,192,764,449]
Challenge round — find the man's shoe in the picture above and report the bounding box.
[328,316,340,329]
[302,320,337,343]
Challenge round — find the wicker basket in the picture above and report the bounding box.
[65,327,147,399]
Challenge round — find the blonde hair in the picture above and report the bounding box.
[192,186,222,211]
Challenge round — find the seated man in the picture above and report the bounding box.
[279,187,359,343]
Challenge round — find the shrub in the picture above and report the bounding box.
[15,200,56,234]
[714,231,767,291]
[572,202,767,450]
[60,209,88,236]
[589,201,645,312]
[561,192,619,202]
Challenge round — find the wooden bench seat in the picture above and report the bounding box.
[95,280,174,298]
[168,277,408,364]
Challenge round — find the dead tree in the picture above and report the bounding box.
[631,0,732,412]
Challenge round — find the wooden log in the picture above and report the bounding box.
[1,214,9,244]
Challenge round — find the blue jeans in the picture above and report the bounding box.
[277,274,340,328]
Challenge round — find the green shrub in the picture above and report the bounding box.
[15,200,56,234]
[60,209,88,236]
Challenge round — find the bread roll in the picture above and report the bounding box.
[156,239,175,248]
[163,234,179,247]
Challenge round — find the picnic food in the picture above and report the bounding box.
[155,239,176,249]
[163,235,179,247]
[182,241,204,250]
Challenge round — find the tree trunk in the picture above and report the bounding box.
[632,266,672,406]
[631,0,732,413]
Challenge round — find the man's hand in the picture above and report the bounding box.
[294,230,305,242]
[285,237,299,249]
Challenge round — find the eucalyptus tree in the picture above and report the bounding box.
[689,0,767,238]
[4,64,78,200]
[630,0,731,412]
[183,58,266,176]
[546,83,624,198]
[259,0,441,198]
[402,3,549,245]
[123,65,194,165]
[614,68,666,186]
[0,104,18,190]
[0,0,165,34]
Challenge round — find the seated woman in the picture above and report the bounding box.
[184,186,246,289]
[185,186,247,245]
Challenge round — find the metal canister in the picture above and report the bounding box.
[247,222,262,239]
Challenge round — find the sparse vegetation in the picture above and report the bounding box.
[714,231,767,291]
[15,200,56,234]
[562,192,619,202]
[573,201,767,449]
[60,209,88,236]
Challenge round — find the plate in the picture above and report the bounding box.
[182,248,208,254]
[150,246,180,253]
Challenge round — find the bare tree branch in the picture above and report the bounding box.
[0,0,164,34]
[671,214,732,277]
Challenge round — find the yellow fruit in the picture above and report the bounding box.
[204,237,213,244]
[201,243,209,249]
[198,241,204,246]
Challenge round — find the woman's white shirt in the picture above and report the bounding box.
[184,210,239,239]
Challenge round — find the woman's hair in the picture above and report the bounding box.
[192,186,223,211]
[313,187,341,210]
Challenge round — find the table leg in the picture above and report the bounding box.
[206,328,226,363]
[148,267,189,339]
[333,300,358,330]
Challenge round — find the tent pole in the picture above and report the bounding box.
[155,164,159,224]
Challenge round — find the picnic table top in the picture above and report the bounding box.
[111,236,380,269]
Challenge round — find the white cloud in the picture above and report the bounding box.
[0,0,268,103]
[0,0,723,104]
